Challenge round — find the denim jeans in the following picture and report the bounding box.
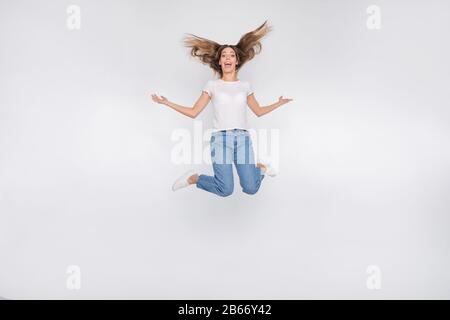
[196,128,265,196]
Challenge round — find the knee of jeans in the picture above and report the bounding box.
[242,184,259,195]
[218,184,233,197]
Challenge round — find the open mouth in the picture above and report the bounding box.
[225,63,232,67]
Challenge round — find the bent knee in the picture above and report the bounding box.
[217,183,233,197]
[242,185,260,195]
[218,187,233,197]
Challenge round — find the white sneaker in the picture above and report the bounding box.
[258,158,277,177]
[172,169,196,191]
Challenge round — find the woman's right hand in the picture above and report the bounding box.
[150,93,168,105]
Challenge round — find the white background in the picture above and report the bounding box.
[1,0,449,299]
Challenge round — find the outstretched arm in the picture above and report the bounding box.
[150,91,211,119]
[247,93,293,117]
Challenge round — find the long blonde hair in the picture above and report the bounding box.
[182,20,273,77]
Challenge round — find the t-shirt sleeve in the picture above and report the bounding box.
[202,80,213,97]
[247,82,254,96]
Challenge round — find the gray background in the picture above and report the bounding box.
[1,0,449,299]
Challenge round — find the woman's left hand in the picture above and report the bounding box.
[278,96,293,106]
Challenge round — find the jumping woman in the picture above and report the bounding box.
[151,20,293,197]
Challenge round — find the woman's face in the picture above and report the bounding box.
[219,47,238,73]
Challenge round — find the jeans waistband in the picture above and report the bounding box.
[213,128,248,134]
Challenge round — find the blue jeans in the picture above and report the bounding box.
[196,128,265,196]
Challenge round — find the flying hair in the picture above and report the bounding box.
[182,20,273,77]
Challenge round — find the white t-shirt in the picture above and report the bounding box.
[202,79,254,132]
